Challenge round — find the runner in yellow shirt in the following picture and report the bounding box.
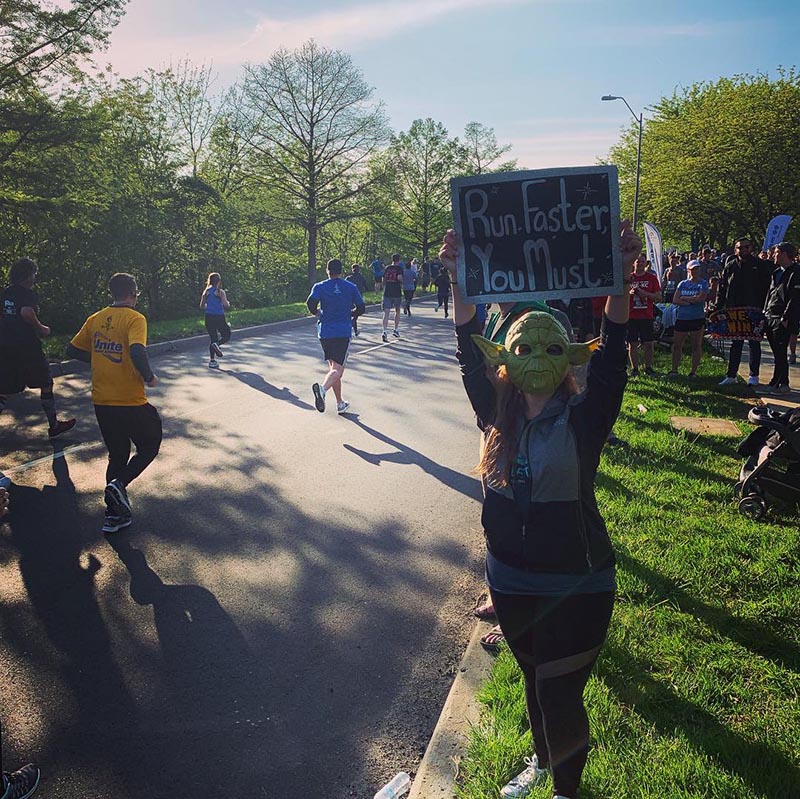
[67,273,161,533]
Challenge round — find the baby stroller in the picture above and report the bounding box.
[735,405,800,519]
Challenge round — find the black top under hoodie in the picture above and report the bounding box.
[456,314,628,574]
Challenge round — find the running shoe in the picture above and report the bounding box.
[381,332,388,342]
[747,376,759,386]
[312,383,326,413]
[500,755,548,797]
[48,418,76,438]
[1,763,41,799]
[718,376,737,385]
[105,478,131,516]
[644,367,657,376]
[392,329,400,338]
[209,359,219,369]
[102,512,132,534]
[772,384,792,395]
[211,342,224,358]
[337,400,350,415]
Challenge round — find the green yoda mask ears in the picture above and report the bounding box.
[472,311,600,395]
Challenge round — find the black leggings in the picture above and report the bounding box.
[403,289,415,312]
[205,314,231,357]
[490,589,615,798]
[766,320,790,386]
[437,293,449,315]
[94,403,163,487]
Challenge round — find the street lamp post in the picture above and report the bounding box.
[602,94,643,232]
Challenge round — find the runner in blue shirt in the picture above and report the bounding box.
[371,258,384,292]
[307,259,365,414]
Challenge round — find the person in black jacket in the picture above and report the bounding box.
[439,221,641,799]
[760,241,800,395]
[716,238,772,386]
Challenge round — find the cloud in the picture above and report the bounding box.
[105,0,530,75]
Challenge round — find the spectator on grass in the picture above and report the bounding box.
[759,242,800,395]
[627,253,661,376]
[669,260,708,378]
[717,238,772,387]
[440,220,641,799]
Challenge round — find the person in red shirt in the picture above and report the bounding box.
[627,253,662,375]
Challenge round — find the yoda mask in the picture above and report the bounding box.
[472,311,599,395]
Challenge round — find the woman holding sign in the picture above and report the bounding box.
[439,221,641,799]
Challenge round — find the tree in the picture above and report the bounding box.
[607,70,800,249]
[0,0,128,91]
[374,118,461,260]
[241,39,390,285]
[460,121,516,175]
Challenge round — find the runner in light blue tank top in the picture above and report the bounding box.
[199,272,231,368]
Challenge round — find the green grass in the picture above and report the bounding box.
[456,347,800,799]
[42,292,383,359]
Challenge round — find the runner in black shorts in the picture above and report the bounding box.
[0,258,76,438]
[306,259,365,415]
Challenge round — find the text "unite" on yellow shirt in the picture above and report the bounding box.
[71,306,149,406]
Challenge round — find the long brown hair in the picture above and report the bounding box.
[477,367,578,486]
[206,272,221,289]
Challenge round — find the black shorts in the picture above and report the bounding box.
[321,337,349,365]
[0,345,52,394]
[674,318,705,332]
[626,318,655,343]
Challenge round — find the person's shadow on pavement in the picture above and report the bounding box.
[106,536,262,795]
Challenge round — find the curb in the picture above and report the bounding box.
[408,620,494,799]
[49,299,397,379]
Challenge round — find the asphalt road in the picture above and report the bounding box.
[0,295,486,799]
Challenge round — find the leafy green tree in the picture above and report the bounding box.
[373,118,461,260]
[240,40,390,285]
[607,70,800,249]
[460,121,516,175]
[0,0,128,91]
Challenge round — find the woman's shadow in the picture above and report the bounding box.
[106,537,263,794]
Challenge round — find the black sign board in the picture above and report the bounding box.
[451,166,622,303]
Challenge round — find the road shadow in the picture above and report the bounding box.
[105,535,261,795]
[342,415,483,502]
[221,368,315,411]
[0,450,154,794]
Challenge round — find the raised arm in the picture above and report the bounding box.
[604,220,641,324]
[439,229,475,326]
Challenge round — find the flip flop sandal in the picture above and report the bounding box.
[480,625,505,654]
[473,599,497,620]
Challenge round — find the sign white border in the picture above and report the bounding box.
[450,165,623,304]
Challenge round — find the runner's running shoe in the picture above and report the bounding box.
[1,763,41,799]
[337,401,350,414]
[102,513,133,534]
[312,383,326,413]
[105,478,131,516]
[392,330,400,338]
[48,418,76,438]
[209,359,219,369]
[382,332,388,342]
[211,343,224,358]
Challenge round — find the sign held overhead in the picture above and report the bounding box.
[451,166,623,304]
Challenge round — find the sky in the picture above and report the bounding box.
[96,0,799,168]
